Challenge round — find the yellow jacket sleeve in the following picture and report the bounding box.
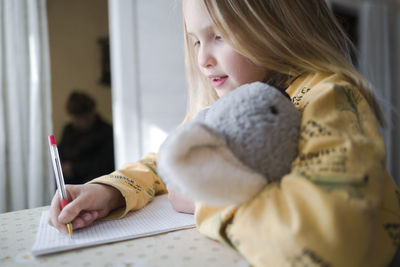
[89,153,167,219]
[195,73,400,267]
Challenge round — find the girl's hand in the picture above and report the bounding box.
[167,186,195,214]
[48,184,125,234]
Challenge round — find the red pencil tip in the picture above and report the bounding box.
[49,135,56,145]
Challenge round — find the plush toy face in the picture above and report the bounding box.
[158,82,301,206]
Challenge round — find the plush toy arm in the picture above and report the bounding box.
[158,122,267,206]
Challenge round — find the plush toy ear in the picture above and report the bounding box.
[158,121,267,206]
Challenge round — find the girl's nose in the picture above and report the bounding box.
[198,46,216,69]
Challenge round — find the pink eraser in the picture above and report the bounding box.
[49,135,56,145]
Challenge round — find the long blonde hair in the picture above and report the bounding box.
[183,0,384,125]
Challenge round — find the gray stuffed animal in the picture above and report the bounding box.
[158,82,301,206]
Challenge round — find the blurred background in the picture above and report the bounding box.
[0,0,399,212]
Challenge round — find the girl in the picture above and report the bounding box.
[49,0,400,266]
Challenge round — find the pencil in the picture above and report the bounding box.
[48,135,73,238]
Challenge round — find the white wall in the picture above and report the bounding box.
[109,0,187,168]
[137,1,187,156]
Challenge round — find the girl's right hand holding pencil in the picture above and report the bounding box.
[48,183,125,234]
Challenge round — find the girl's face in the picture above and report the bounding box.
[184,0,267,97]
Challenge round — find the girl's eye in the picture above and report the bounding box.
[215,35,222,41]
[193,40,200,47]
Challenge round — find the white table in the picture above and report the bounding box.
[0,206,249,267]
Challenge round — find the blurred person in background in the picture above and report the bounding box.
[59,90,115,184]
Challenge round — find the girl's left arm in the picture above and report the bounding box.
[196,79,400,267]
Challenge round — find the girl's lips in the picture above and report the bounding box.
[210,76,228,88]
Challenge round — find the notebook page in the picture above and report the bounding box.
[32,194,195,256]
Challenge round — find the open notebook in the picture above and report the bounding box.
[32,194,195,256]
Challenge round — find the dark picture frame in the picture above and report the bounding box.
[98,37,111,87]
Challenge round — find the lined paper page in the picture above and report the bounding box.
[32,194,195,256]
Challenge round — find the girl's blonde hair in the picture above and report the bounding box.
[183,0,384,126]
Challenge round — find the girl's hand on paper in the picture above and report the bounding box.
[48,184,125,234]
[167,186,195,214]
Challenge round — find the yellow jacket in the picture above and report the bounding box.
[90,73,400,267]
